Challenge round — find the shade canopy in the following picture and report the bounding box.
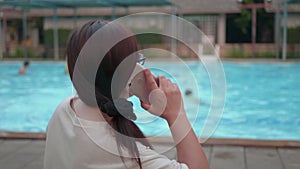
[0,0,172,9]
[289,0,300,4]
[0,0,173,60]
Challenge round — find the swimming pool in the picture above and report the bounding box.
[0,61,299,140]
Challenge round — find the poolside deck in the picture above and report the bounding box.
[0,139,299,169]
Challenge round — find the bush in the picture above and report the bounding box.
[14,47,39,58]
[288,26,300,44]
[256,51,275,58]
[135,33,163,44]
[44,29,72,46]
[225,46,250,58]
[225,46,276,58]
[287,52,300,58]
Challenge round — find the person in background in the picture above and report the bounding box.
[185,89,208,106]
[19,61,30,74]
[185,89,193,96]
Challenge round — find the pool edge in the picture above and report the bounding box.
[1,131,300,148]
[0,131,46,140]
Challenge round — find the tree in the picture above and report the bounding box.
[234,0,254,35]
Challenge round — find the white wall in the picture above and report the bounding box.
[286,13,300,28]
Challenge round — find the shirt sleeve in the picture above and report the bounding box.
[137,143,189,169]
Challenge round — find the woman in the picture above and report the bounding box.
[44,20,209,169]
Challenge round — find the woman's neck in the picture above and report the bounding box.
[71,97,110,122]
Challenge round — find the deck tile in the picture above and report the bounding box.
[278,148,300,169]
[210,146,246,169]
[245,147,284,169]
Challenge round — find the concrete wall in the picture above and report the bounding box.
[286,13,300,28]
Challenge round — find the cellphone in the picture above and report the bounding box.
[129,63,150,104]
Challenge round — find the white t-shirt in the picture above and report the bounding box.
[44,97,189,169]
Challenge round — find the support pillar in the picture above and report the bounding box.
[73,8,77,28]
[0,12,2,60]
[111,6,116,20]
[53,7,59,60]
[282,0,288,61]
[217,14,226,46]
[22,10,28,59]
[251,7,257,58]
[171,7,177,58]
[275,2,281,59]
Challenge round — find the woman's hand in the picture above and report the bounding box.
[141,69,184,122]
[141,69,209,169]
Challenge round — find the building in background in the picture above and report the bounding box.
[0,0,299,59]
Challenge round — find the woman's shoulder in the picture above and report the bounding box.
[54,96,74,113]
[48,96,74,125]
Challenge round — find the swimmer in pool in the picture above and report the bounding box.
[19,61,30,75]
[185,89,193,96]
[185,89,208,106]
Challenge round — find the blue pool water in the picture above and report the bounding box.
[0,61,299,140]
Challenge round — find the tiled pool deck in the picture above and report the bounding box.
[0,136,299,169]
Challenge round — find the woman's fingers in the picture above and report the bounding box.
[142,70,183,118]
[172,83,180,92]
[144,69,158,90]
[158,75,171,90]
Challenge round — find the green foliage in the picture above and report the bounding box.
[225,46,276,58]
[44,29,72,46]
[135,33,163,44]
[256,51,275,58]
[234,0,265,35]
[14,47,39,58]
[235,9,252,34]
[130,27,163,44]
[225,46,249,58]
[242,0,255,4]
[234,0,254,34]
[287,26,300,44]
[287,52,300,58]
[178,55,191,59]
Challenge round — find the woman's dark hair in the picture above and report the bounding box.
[66,20,152,169]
